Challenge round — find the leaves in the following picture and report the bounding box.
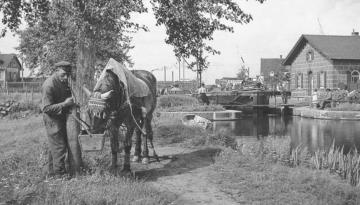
[151,0,265,74]
[2,0,147,75]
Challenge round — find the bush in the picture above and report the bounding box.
[328,103,360,111]
[157,95,200,108]
[159,104,225,112]
[155,123,236,149]
[156,95,225,112]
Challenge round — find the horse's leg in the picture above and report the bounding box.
[146,114,160,162]
[132,121,143,162]
[122,124,135,173]
[141,120,149,164]
[109,121,120,175]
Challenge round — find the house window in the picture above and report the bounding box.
[351,70,359,83]
[296,73,303,88]
[306,50,314,62]
[319,72,326,88]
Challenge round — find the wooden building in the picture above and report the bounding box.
[0,54,22,87]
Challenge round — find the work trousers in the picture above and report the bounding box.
[43,114,69,175]
[200,93,210,105]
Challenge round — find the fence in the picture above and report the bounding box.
[0,82,42,93]
[0,82,42,104]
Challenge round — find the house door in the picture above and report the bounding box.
[308,73,313,95]
[349,70,360,91]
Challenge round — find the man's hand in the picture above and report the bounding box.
[63,97,75,107]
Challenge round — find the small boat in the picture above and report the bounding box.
[182,114,212,129]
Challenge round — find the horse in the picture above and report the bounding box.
[82,69,158,174]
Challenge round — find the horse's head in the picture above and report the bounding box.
[83,70,125,133]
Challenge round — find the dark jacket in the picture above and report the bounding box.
[42,74,72,117]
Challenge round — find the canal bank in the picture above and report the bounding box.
[158,110,242,121]
[293,107,360,120]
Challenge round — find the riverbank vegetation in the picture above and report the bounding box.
[328,103,360,111]
[0,116,175,204]
[157,94,225,112]
[2,106,360,204]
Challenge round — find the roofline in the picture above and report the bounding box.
[283,34,360,65]
[283,35,306,66]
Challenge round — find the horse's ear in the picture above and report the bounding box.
[82,85,92,97]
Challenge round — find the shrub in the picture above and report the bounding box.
[157,95,199,108]
[328,103,360,111]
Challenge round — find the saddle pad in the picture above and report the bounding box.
[94,58,150,97]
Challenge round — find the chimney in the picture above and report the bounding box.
[352,29,359,36]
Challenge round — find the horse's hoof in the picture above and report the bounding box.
[132,156,140,162]
[142,157,150,164]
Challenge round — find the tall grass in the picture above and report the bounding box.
[310,141,360,186]
[211,148,360,205]
[154,123,236,149]
[328,103,360,111]
[157,95,199,108]
[0,116,176,204]
[254,137,360,187]
[156,94,225,112]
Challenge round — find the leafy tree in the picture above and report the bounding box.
[151,0,265,85]
[0,0,147,103]
[236,65,249,80]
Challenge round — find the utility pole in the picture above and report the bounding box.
[183,57,185,81]
[164,66,166,82]
[178,57,181,82]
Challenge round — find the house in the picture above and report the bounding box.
[283,33,360,96]
[0,54,22,87]
[260,56,288,85]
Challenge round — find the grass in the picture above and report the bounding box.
[0,116,176,204]
[0,92,42,119]
[328,103,360,111]
[3,101,360,204]
[156,94,225,112]
[210,148,360,205]
[154,123,237,149]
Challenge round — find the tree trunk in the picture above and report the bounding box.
[66,39,96,175]
[66,107,82,176]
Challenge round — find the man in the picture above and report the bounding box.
[320,88,332,109]
[198,83,209,105]
[42,61,75,177]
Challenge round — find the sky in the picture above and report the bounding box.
[1,0,360,84]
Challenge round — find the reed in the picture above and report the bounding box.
[309,141,360,186]
[260,137,360,186]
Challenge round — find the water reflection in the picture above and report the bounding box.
[214,114,360,153]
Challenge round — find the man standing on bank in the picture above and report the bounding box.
[42,61,75,177]
[198,83,210,105]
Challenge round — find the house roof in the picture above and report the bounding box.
[260,58,286,74]
[283,34,360,65]
[0,53,21,69]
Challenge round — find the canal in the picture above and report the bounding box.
[214,114,360,153]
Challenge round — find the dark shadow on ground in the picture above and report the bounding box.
[134,147,221,181]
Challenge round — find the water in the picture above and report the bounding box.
[213,114,360,153]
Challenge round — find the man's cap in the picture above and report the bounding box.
[55,61,72,72]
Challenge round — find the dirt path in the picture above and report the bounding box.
[131,146,237,205]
